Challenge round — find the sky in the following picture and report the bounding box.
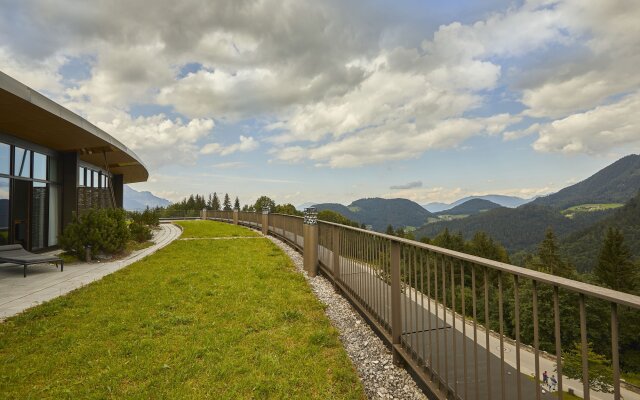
[1,0,639,206]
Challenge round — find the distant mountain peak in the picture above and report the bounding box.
[124,185,171,210]
[314,197,434,231]
[424,194,531,212]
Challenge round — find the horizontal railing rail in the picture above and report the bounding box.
[204,210,640,400]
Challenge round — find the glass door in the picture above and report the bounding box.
[11,179,30,249]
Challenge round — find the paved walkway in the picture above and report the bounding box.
[0,223,182,321]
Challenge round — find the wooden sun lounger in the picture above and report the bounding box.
[0,244,64,277]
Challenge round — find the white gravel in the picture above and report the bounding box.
[267,235,427,400]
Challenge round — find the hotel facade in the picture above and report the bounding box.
[0,71,148,251]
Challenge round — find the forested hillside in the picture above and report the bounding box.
[532,154,640,209]
[563,191,640,272]
[314,197,434,231]
[414,204,614,254]
[435,198,502,216]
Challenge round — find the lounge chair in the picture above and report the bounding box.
[0,244,64,277]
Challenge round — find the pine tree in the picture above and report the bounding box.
[223,193,232,211]
[234,196,240,210]
[385,224,394,235]
[594,227,637,293]
[211,192,221,211]
[535,228,575,279]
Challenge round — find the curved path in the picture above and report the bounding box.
[0,223,182,321]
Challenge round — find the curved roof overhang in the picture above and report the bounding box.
[0,71,148,184]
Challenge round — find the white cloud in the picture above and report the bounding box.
[518,1,640,118]
[210,161,248,169]
[533,91,640,154]
[2,0,639,172]
[0,47,65,93]
[95,113,214,168]
[271,114,519,167]
[201,135,259,156]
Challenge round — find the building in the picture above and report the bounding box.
[0,71,148,251]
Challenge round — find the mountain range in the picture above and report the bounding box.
[424,194,533,212]
[414,154,640,266]
[124,185,171,210]
[313,198,434,231]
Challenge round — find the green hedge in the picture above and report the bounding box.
[60,208,130,259]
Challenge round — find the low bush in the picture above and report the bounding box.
[128,208,160,227]
[129,221,152,243]
[59,208,130,259]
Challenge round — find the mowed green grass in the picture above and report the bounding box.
[177,220,261,238]
[0,221,364,399]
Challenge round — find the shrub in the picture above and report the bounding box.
[129,221,152,243]
[128,208,160,227]
[59,208,130,259]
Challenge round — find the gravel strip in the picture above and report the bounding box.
[267,235,427,400]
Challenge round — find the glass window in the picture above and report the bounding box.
[0,143,9,175]
[101,174,107,188]
[33,152,47,180]
[14,147,31,178]
[93,170,99,188]
[0,178,8,245]
[79,167,85,187]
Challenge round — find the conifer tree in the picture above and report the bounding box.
[234,196,241,210]
[385,224,395,235]
[534,228,575,279]
[211,192,221,211]
[223,193,232,211]
[594,227,637,293]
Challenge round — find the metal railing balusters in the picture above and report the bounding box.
[451,259,458,396]
[420,249,426,368]
[472,265,478,400]
[427,251,433,375]
[514,275,522,400]
[580,293,590,400]
[484,267,491,400]
[498,271,505,400]
[435,253,441,386]
[533,280,541,400]
[442,255,449,392]
[461,262,467,400]
[553,286,563,399]
[414,247,420,358]
[611,302,620,400]
[211,213,640,400]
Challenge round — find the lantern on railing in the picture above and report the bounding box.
[304,207,317,225]
[262,206,270,215]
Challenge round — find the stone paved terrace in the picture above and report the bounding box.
[0,223,181,321]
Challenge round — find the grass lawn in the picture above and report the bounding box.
[0,221,364,399]
[177,220,261,238]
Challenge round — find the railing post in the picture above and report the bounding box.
[332,225,340,286]
[261,207,269,236]
[201,208,207,220]
[390,240,402,365]
[233,209,239,225]
[303,208,318,277]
